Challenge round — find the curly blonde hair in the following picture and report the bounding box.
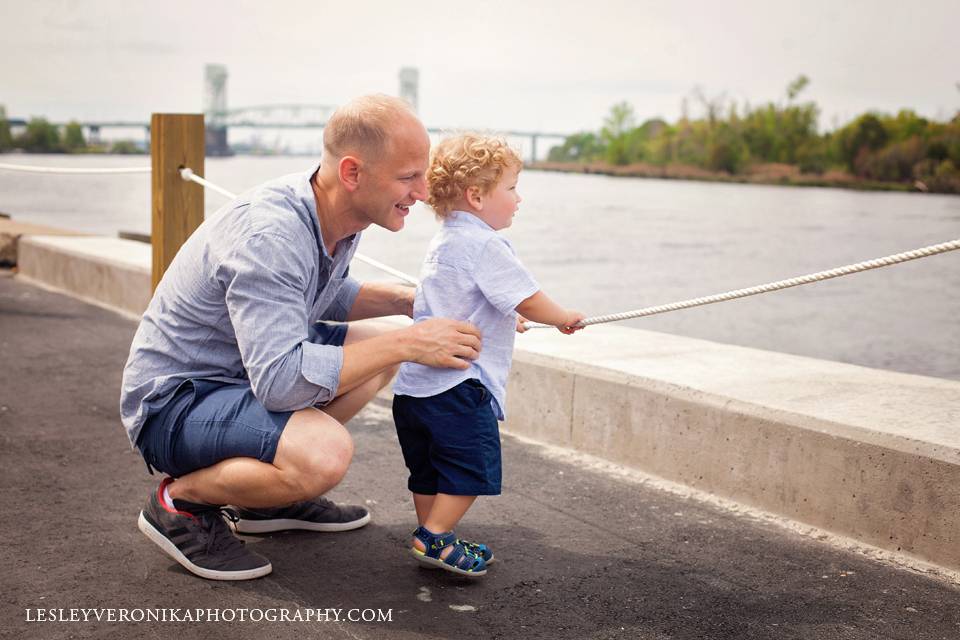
[427,133,522,218]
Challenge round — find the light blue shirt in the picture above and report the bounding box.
[393,211,539,419]
[120,166,362,446]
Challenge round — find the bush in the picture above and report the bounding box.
[63,121,86,152]
[16,118,61,152]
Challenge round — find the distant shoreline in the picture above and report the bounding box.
[526,161,942,195]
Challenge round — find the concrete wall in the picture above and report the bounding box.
[17,236,151,317]
[507,327,960,571]
[13,234,960,571]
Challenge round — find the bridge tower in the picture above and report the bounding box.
[399,67,419,114]
[204,64,232,156]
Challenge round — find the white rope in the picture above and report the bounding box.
[180,167,421,286]
[178,167,238,200]
[351,254,420,286]
[526,238,960,329]
[0,161,149,174]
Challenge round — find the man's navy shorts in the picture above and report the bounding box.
[392,379,502,496]
[136,321,348,478]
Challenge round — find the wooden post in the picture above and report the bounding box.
[150,113,204,291]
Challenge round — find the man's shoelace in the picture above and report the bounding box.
[196,507,246,556]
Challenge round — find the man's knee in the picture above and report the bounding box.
[275,410,354,501]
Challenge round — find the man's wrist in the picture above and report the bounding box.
[393,326,418,363]
[395,285,415,317]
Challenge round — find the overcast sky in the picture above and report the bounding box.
[2,0,958,134]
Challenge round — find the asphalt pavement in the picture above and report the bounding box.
[2,270,959,640]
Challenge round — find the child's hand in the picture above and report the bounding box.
[515,314,529,333]
[557,311,586,335]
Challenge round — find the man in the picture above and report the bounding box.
[120,95,482,580]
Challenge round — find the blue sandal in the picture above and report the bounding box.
[457,537,494,564]
[410,527,487,577]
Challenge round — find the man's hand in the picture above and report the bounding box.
[404,319,482,370]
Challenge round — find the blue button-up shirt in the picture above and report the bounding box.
[120,166,361,446]
[393,211,539,419]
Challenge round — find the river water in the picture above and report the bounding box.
[2,154,959,381]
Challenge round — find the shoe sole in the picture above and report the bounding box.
[410,548,486,577]
[138,512,272,581]
[232,511,371,534]
[420,553,495,567]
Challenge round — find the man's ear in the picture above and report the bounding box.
[466,185,483,210]
[338,156,362,192]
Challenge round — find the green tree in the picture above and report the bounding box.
[601,102,637,165]
[707,122,748,173]
[16,118,61,152]
[0,105,13,152]
[547,131,603,162]
[834,114,889,172]
[109,139,141,154]
[63,121,86,152]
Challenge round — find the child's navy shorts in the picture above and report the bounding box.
[136,321,348,478]
[392,379,502,496]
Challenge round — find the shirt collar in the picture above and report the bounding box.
[300,164,358,262]
[444,210,495,232]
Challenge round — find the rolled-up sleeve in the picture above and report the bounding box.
[218,232,342,411]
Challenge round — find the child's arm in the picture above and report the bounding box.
[516,291,586,334]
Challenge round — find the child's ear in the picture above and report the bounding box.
[466,185,483,210]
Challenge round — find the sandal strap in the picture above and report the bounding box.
[443,542,484,572]
[412,526,457,560]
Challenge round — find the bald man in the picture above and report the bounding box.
[121,95,481,580]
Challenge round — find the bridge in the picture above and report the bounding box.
[9,113,567,161]
[6,65,569,160]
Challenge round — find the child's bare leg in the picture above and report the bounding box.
[412,494,477,559]
[412,493,435,524]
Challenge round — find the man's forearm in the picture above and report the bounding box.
[346,282,415,321]
[336,328,413,395]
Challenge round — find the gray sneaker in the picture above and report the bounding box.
[232,496,371,534]
[138,478,272,581]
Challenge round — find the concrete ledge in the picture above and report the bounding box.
[0,218,86,266]
[507,326,960,571]
[17,235,151,316]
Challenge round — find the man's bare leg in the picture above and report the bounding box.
[167,407,353,508]
[168,320,399,508]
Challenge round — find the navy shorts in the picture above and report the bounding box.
[392,379,502,496]
[136,321,348,478]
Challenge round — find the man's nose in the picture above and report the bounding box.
[411,176,428,201]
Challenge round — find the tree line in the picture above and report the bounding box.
[0,109,143,155]
[546,77,960,194]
